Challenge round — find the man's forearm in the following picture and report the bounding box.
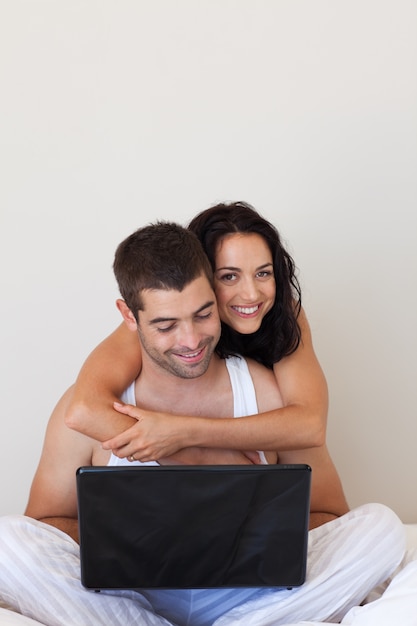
[309,511,341,530]
[38,516,79,543]
[159,447,256,465]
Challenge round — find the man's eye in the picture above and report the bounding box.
[157,325,174,333]
[196,312,213,321]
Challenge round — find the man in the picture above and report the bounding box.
[0,223,404,626]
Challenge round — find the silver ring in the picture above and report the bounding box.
[129,454,136,462]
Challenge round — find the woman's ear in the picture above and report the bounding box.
[116,299,138,331]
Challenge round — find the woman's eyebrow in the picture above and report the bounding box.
[216,262,273,272]
[215,265,240,272]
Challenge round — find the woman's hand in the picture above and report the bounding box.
[102,402,187,462]
[102,401,263,465]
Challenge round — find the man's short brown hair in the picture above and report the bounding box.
[113,221,214,321]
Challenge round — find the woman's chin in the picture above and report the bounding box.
[228,318,263,335]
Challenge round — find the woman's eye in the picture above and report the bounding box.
[257,271,273,279]
[220,273,237,282]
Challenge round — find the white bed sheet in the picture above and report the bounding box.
[0,609,46,626]
[1,524,416,626]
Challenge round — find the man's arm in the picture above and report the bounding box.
[248,353,349,528]
[26,385,256,541]
[159,447,259,465]
[279,445,350,529]
[37,517,80,543]
[25,385,95,542]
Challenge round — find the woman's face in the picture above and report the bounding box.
[214,232,276,334]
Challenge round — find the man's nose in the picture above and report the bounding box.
[177,323,201,349]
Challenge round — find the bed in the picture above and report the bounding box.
[1,523,416,626]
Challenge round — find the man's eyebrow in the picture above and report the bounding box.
[216,262,273,272]
[149,300,216,325]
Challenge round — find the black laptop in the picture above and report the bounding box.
[76,464,311,591]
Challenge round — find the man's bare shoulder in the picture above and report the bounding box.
[245,357,284,413]
[25,385,98,521]
[35,385,103,470]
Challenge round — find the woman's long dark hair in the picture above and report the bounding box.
[188,201,302,368]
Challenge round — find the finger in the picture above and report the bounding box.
[109,447,128,459]
[243,450,261,464]
[113,401,138,416]
[102,434,131,450]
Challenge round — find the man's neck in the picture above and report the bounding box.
[134,354,233,417]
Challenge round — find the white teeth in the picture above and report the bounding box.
[234,305,259,315]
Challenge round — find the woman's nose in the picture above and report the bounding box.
[239,278,259,301]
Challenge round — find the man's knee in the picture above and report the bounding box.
[0,514,58,553]
[0,514,29,540]
[348,503,405,566]
[354,502,404,534]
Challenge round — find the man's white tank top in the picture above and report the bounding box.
[108,355,268,466]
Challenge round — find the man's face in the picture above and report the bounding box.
[137,274,221,379]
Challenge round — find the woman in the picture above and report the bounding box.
[65,202,328,461]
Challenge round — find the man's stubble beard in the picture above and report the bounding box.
[137,333,217,380]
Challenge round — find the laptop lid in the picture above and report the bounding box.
[76,464,311,590]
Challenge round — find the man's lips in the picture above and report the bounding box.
[172,346,206,363]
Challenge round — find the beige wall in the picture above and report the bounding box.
[1,0,416,521]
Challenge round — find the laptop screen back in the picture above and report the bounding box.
[77,464,311,590]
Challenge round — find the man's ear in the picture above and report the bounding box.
[116,299,138,331]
